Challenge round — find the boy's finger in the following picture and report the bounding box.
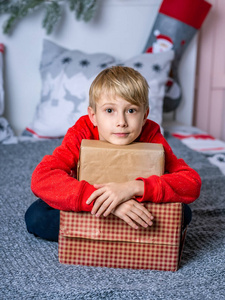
[137,209,154,226]
[102,201,117,217]
[130,206,153,226]
[134,202,153,220]
[86,188,104,204]
[127,210,150,228]
[93,198,112,217]
[86,192,97,205]
[93,184,105,189]
[121,215,139,230]
[91,192,111,215]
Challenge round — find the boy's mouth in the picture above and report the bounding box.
[113,133,129,137]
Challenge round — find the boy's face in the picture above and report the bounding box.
[88,93,149,145]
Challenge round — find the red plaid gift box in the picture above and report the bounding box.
[59,202,185,271]
[58,140,186,271]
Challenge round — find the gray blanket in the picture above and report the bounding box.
[0,135,224,300]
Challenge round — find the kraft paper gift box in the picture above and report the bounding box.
[58,140,186,271]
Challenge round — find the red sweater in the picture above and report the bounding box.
[31,115,201,211]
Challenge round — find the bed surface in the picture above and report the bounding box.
[0,133,224,299]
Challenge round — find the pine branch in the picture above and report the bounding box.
[0,0,98,35]
[68,0,97,22]
[0,0,11,15]
[42,1,62,35]
[82,0,97,22]
[2,0,45,34]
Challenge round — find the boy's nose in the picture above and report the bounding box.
[117,113,128,127]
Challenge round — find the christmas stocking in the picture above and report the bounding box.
[143,0,212,112]
[0,43,4,115]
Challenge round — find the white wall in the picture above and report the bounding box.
[0,0,196,135]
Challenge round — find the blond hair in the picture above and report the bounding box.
[89,66,149,112]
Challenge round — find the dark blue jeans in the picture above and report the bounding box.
[25,199,192,242]
[25,199,60,242]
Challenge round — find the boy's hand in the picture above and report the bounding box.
[86,181,144,217]
[112,199,154,230]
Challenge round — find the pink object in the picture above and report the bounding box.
[0,44,4,53]
[195,0,225,141]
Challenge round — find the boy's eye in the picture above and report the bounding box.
[128,108,136,113]
[106,108,113,113]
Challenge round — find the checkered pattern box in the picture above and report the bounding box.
[58,140,185,271]
[59,202,184,271]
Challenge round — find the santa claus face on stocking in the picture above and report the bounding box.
[147,30,174,54]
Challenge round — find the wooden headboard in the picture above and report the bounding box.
[0,0,197,135]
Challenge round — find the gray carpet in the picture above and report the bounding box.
[0,135,224,300]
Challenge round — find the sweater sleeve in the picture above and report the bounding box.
[31,117,97,212]
[136,123,202,204]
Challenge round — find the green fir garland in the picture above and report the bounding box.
[0,0,98,35]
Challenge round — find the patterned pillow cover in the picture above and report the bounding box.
[25,39,174,139]
[0,43,4,116]
[0,43,16,144]
[117,50,174,127]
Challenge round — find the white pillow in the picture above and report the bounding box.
[0,44,17,144]
[116,51,174,125]
[26,40,117,138]
[25,40,174,138]
[0,117,16,144]
[0,43,4,116]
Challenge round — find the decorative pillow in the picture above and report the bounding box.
[25,39,174,138]
[115,50,174,126]
[25,39,117,138]
[0,117,17,144]
[0,44,16,144]
[0,43,4,116]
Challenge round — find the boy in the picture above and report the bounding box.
[25,66,201,242]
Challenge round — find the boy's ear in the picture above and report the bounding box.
[142,108,149,126]
[88,106,97,126]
